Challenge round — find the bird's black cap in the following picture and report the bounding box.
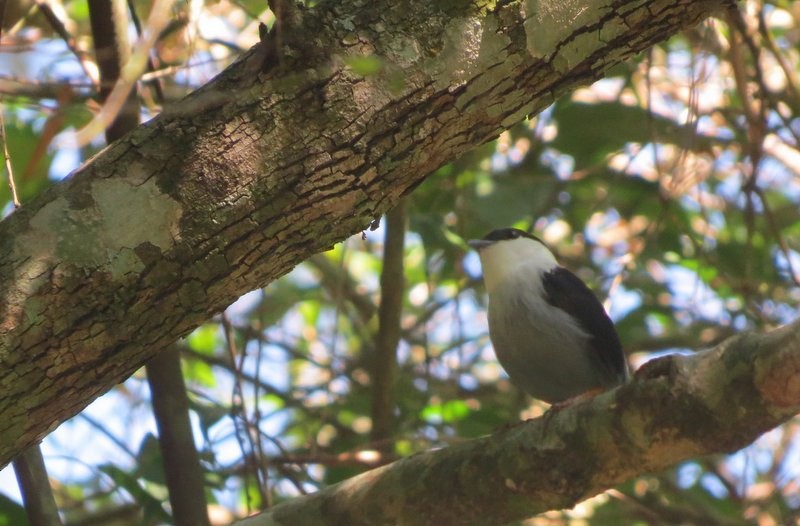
[468,228,544,251]
[482,228,542,243]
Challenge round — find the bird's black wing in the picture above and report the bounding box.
[541,266,627,381]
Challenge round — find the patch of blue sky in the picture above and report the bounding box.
[774,120,799,146]
[714,170,743,203]
[225,289,265,323]
[540,148,574,180]
[584,208,628,261]
[640,348,697,363]
[699,472,730,499]
[242,339,291,392]
[712,148,739,172]
[458,373,479,390]
[591,77,625,96]
[0,377,169,503]
[766,107,787,130]
[287,261,321,288]
[427,300,462,345]
[205,420,249,466]
[705,206,726,231]
[50,382,157,467]
[774,248,800,286]
[173,50,221,87]
[724,429,784,489]
[676,461,702,488]
[0,39,85,83]
[426,316,485,382]
[759,157,800,202]
[757,299,800,325]
[608,285,642,322]
[490,151,508,172]
[490,140,531,173]
[462,251,483,281]
[725,184,764,212]
[777,437,800,498]
[664,264,727,324]
[451,290,486,337]
[1,201,16,219]
[5,107,44,130]
[729,313,749,331]
[413,377,429,392]
[48,146,82,180]
[614,142,650,176]
[696,114,735,140]
[584,207,619,241]
[644,312,667,337]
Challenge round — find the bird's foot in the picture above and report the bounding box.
[541,387,606,432]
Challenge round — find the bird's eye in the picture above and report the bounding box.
[510,230,519,238]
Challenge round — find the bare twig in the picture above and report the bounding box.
[126,0,165,104]
[234,319,800,526]
[222,312,269,511]
[64,0,174,146]
[32,0,98,85]
[0,109,20,208]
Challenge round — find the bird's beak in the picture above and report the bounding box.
[467,239,492,251]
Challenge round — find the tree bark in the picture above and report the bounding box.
[234,319,800,525]
[0,0,727,467]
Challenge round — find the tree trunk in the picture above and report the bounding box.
[0,0,726,467]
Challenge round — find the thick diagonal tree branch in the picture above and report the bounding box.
[235,319,800,526]
[0,0,727,467]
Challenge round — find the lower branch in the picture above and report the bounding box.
[235,318,800,526]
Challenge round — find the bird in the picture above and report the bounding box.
[468,227,628,404]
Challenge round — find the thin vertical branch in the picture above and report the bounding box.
[69,0,173,146]
[13,446,63,526]
[370,200,407,452]
[147,345,211,526]
[88,0,139,142]
[126,0,166,104]
[252,291,272,508]
[222,313,269,511]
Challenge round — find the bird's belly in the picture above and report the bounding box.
[488,287,614,403]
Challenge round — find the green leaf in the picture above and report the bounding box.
[550,100,719,168]
[182,357,216,387]
[421,399,471,423]
[0,493,27,526]
[186,324,220,355]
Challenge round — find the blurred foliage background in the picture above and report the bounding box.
[1,0,800,524]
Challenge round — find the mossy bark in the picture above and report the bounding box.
[237,321,800,525]
[0,0,726,466]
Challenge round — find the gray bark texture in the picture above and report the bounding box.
[1,0,727,467]
[235,320,800,525]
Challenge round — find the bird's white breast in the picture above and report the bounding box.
[486,268,607,403]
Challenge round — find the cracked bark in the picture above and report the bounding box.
[0,0,728,467]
